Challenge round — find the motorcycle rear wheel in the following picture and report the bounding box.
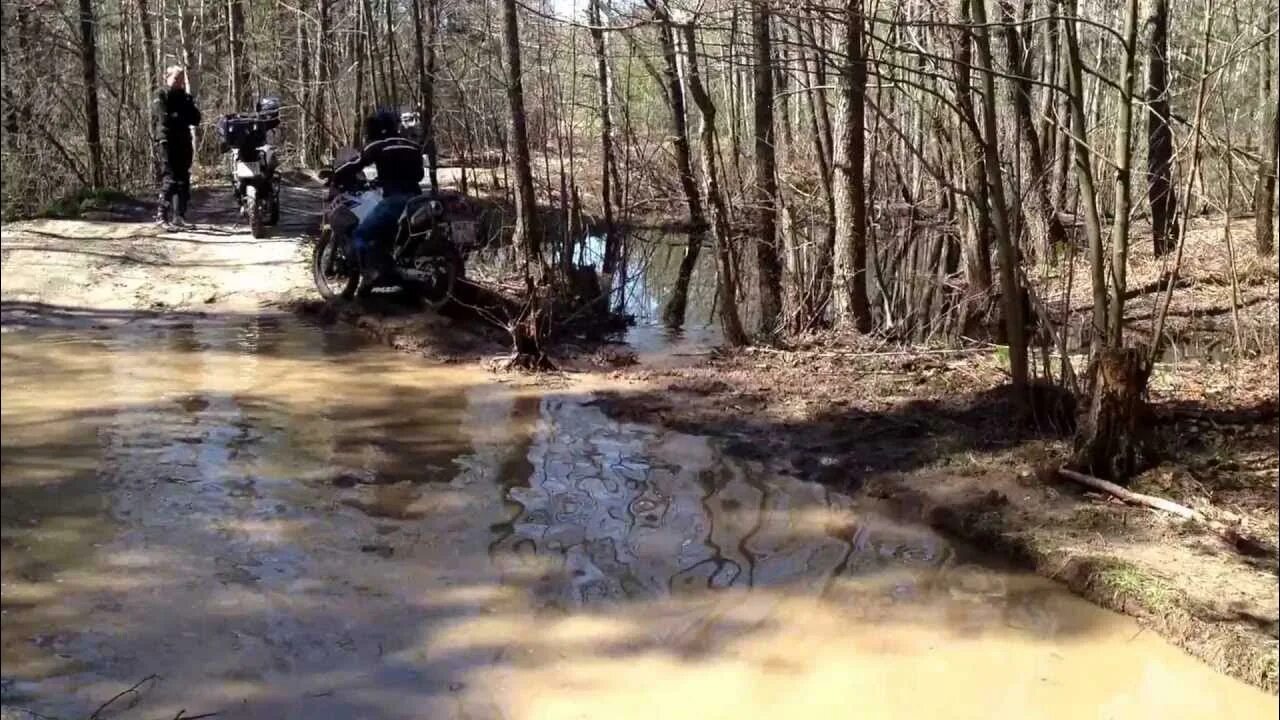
[416,251,461,309]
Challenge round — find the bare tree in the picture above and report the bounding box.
[830,0,872,332]
[680,14,748,346]
[587,0,621,275]
[79,0,104,188]
[970,0,1028,398]
[500,0,542,276]
[1146,0,1179,256]
[657,18,709,329]
[752,0,783,335]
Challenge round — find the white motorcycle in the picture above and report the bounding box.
[216,98,281,238]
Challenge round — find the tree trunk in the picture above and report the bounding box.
[1255,86,1278,257]
[78,0,104,188]
[315,0,332,160]
[951,0,993,293]
[680,18,748,346]
[1071,348,1154,480]
[752,0,783,336]
[969,0,1028,399]
[297,9,313,166]
[351,3,367,147]
[1000,0,1070,261]
[137,0,158,94]
[588,0,621,275]
[830,0,872,332]
[658,18,708,329]
[800,16,837,323]
[1063,0,1108,356]
[412,0,440,190]
[1146,0,1178,256]
[228,0,250,109]
[500,0,542,276]
[384,0,399,106]
[1107,0,1140,345]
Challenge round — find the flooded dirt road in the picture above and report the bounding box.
[2,314,1274,719]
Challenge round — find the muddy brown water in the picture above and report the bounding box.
[1,316,1273,719]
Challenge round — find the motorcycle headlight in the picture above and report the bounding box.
[427,200,445,218]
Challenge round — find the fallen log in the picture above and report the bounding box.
[1056,467,1275,559]
[1057,467,1201,519]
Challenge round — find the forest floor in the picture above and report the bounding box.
[592,218,1280,692]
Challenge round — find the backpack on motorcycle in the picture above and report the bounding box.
[216,114,269,153]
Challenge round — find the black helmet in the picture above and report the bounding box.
[256,96,281,118]
[364,108,401,143]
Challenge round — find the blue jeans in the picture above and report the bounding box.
[353,192,411,270]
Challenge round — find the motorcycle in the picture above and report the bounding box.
[312,155,477,306]
[216,97,282,238]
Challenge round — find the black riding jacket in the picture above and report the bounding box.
[335,136,424,196]
[152,88,201,157]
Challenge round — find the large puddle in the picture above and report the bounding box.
[1,317,1273,718]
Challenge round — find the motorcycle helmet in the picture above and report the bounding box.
[365,108,401,143]
[256,96,281,120]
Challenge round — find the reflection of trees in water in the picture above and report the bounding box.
[582,232,722,326]
[489,398,954,611]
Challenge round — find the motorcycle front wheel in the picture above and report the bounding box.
[244,186,266,238]
[312,228,359,301]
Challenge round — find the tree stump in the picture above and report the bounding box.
[1071,347,1154,481]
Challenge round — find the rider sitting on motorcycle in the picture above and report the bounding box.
[334,108,425,285]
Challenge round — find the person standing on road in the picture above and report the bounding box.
[153,66,201,228]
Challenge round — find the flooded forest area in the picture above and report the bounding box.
[1,0,1278,717]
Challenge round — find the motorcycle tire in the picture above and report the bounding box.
[418,250,460,310]
[312,228,359,301]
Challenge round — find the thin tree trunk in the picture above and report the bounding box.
[297,9,312,166]
[752,0,783,335]
[952,0,993,293]
[680,18,748,346]
[1146,0,1178,256]
[831,0,873,332]
[385,0,399,105]
[351,3,367,147]
[316,0,332,159]
[588,0,620,274]
[228,0,250,108]
[412,0,440,190]
[1107,0,1141,345]
[500,0,542,276]
[1063,0,1107,356]
[658,18,708,328]
[137,0,158,95]
[79,0,104,188]
[1256,81,1278,256]
[1000,0,1069,261]
[803,15,838,320]
[970,0,1028,399]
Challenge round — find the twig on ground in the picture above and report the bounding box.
[88,673,159,719]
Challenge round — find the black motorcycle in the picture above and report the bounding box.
[312,156,476,305]
[216,97,281,238]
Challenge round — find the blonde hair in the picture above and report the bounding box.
[164,65,185,81]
